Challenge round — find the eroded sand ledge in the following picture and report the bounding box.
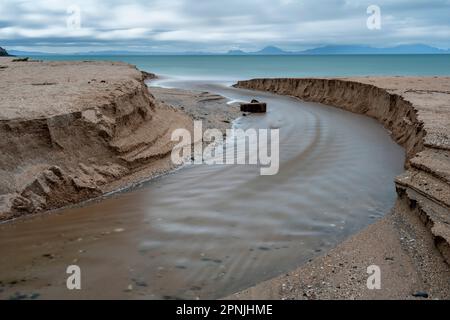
[232,77,450,299]
[0,59,193,221]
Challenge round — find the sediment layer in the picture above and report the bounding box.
[234,77,450,298]
[0,59,192,220]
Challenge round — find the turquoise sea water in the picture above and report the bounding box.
[37,54,450,81]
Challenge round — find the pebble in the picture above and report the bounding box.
[125,284,133,292]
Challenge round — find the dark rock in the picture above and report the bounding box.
[42,253,55,259]
[142,71,157,80]
[240,101,267,113]
[12,57,29,62]
[131,278,148,287]
[412,291,429,298]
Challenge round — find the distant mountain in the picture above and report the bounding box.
[301,44,449,55]
[374,44,449,54]
[301,45,375,55]
[75,50,217,55]
[75,50,140,55]
[226,44,450,55]
[0,46,11,56]
[254,46,290,55]
[227,49,248,55]
[228,46,292,55]
[8,49,60,56]
[4,44,449,56]
[6,49,214,56]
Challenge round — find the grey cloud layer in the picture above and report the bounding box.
[1,0,449,52]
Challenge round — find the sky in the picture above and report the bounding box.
[0,0,449,53]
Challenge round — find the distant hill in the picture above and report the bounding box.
[254,46,289,55]
[0,47,11,56]
[8,49,59,56]
[228,46,292,55]
[8,49,217,56]
[300,44,449,55]
[4,44,449,56]
[227,49,248,55]
[230,44,450,55]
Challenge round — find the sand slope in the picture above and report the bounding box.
[0,58,192,220]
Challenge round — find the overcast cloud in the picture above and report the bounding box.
[0,0,449,53]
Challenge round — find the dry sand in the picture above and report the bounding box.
[0,58,237,221]
[229,77,450,299]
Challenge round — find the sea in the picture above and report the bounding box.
[36,54,450,82]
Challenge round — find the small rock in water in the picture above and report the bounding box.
[114,228,125,233]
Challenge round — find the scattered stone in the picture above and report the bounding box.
[12,57,29,62]
[412,291,429,298]
[8,292,39,300]
[132,278,148,287]
[240,100,267,113]
[175,265,187,269]
[31,82,57,86]
[42,253,55,259]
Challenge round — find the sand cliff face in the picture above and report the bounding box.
[0,59,192,220]
[235,77,450,263]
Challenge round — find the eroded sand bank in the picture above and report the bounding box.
[230,77,450,299]
[0,58,197,221]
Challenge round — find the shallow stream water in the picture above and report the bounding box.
[0,80,404,299]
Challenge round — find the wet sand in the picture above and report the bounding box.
[0,80,404,299]
[230,77,450,299]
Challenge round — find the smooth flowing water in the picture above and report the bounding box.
[0,79,404,299]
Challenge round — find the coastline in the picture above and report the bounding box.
[229,77,450,299]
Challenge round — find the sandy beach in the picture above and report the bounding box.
[0,58,449,300]
[230,77,450,299]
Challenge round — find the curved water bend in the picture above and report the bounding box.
[0,81,404,299]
